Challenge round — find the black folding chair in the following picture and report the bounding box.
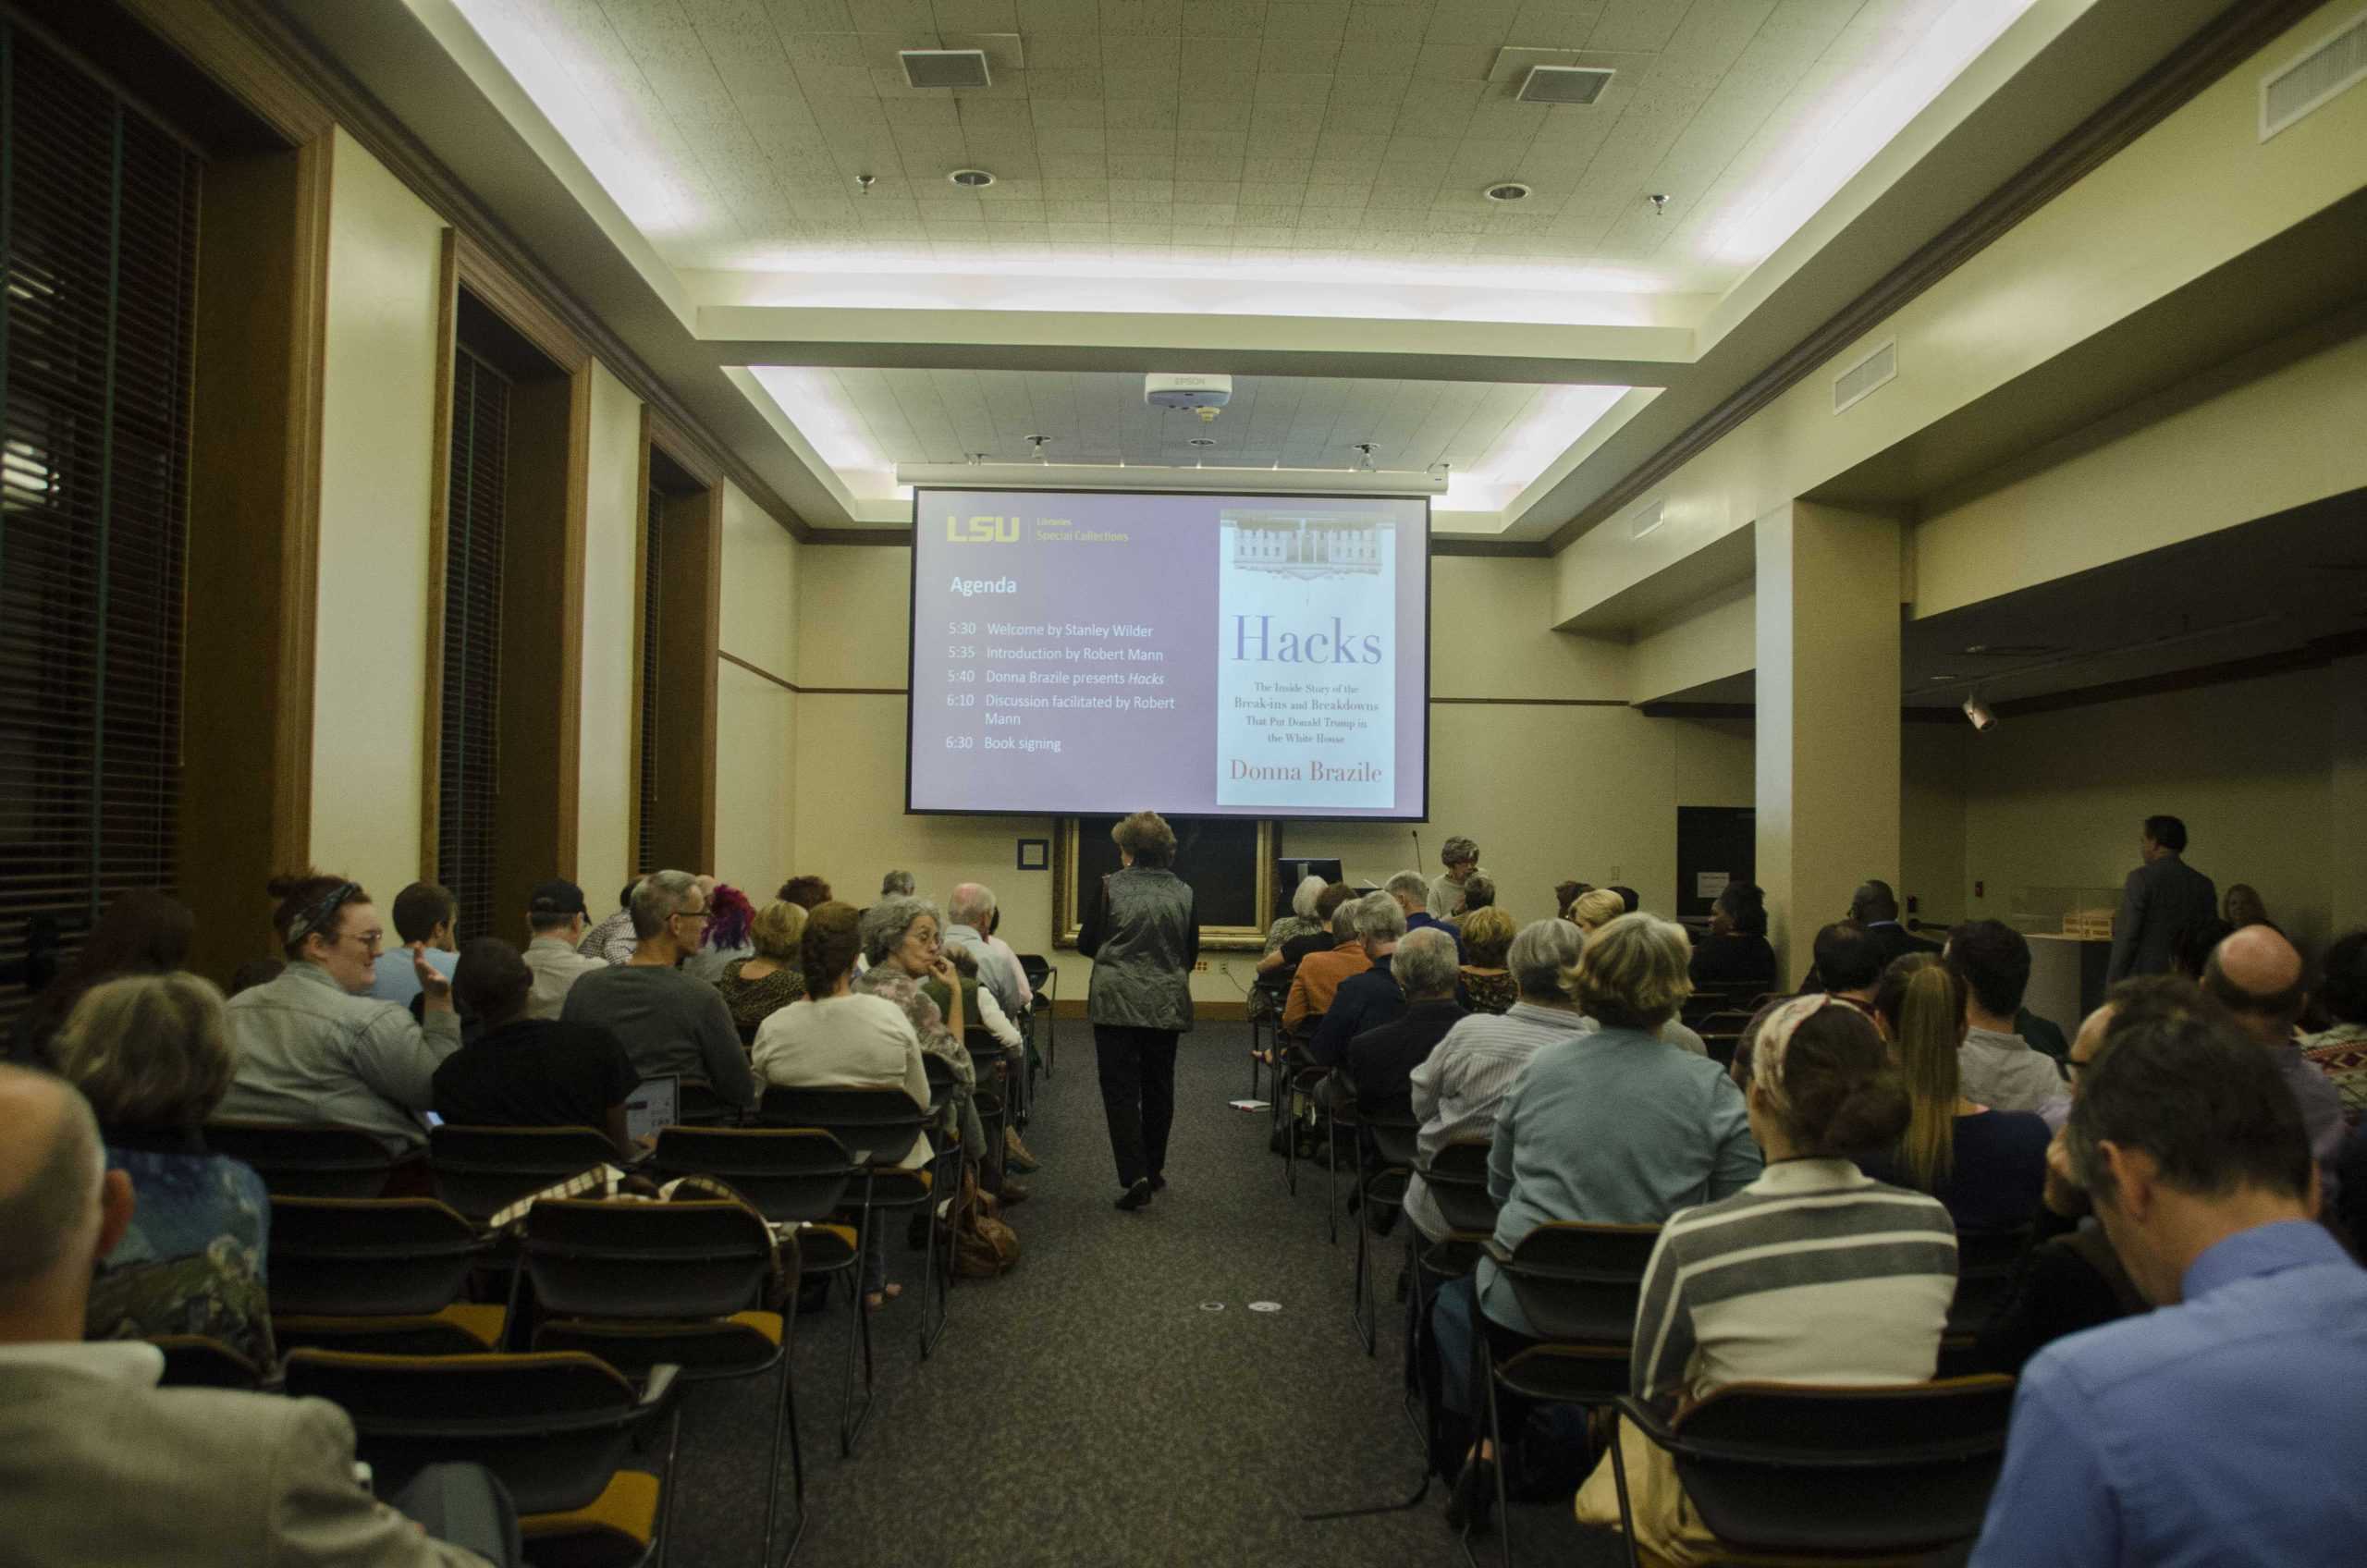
[286,1348,675,1568]
[756,1086,949,1454]
[428,1125,620,1225]
[1609,1377,2017,1562]
[1947,1226,2028,1335]
[1466,1221,1662,1568]
[676,1076,742,1127]
[267,1195,504,1356]
[204,1120,400,1198]
[1246,972,1292,1099]
[963,1026,1012,1189]
[152,1333,267,1389]
[1351,1091,1420,1358]
[524,1197,806,1565]
[1017,953,1056,1082]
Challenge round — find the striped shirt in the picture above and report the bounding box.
[1630,1158,1957,1404]
[1404,1001,1587,1242]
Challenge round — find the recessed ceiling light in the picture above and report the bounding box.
[1929,674,1956,682]
[949,168,994,189]
[1483,182,1530,202]
[1187,437,1217,447]
[1962,643,1989,655]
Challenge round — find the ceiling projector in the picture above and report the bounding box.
[1146,373,1231,422]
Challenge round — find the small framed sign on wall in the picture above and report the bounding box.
[1015,838,1049,872]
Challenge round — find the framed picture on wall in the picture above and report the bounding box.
[1054,817,1274,950]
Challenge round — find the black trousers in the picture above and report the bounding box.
[1095,1024,1179,1188]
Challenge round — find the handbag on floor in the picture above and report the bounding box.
[939,1163,1020,1278]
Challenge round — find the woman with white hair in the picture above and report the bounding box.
[1443,913,1762,1533]
[1251,875,1331,1030]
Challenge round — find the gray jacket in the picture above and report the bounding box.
[1079,865,1198,1033]
[218,961,460,1155]
[2107,852,2216,981]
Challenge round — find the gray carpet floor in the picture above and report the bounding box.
[662,1019,1625,1567]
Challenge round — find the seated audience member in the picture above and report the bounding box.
[1443,913,1763,1527]
[1404,919,1588,1248]
[226,960,285,997]
[1456,906,1521,1015]
[0,1069,511,1567]
[943,883,1027,1020]
[879,869,916,900]
[1862,954,2048,1233]
[1389,868,1457,947]
[2301,929,2367,1128]
[1946,919,2066,1112]
[1968,1007,2367,1568]
[434,941,638,1159]
[2016,1004,2073,1065]
[1575,993,1956,1559]
[577,881,643,965]
[1553,880,1591,920]
[1453,873,1496,921]
[982,907,1033,1012]
[1803,880,1938,988]
[2202,924,2345,1193]
[865,896,1036,1173]
[1609,885,1641,914]
[218,874,459,1155]
[1251,875,1329,1023]
[2222,882,2275,932]
[2171,916,2235,982]
[559,871,755,1112]
[1429,836,1484,920]
[778,874,833,910]
[370,883,459,1008]
[1282,895,1373,1031]
[1260,881,1355,976]
[1309,893,1411,1066]
[9,888,193,1070]
[1971,981,2195,1375]
[754,903,933,1308]
[1803,921,1884,1010]
[714,900,809,1036]
[1686,883,1775,991]
[53,974,272,1368]
[1343,928,1466,1114]
[1567,888,1625,935]
[520,879,607,1020]
[681,882,754,985]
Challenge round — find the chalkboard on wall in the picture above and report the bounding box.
[1056,816,1274,949]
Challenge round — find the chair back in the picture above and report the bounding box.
[522,1197,775,1322]
[1417,1136,1501,1236]
[1495,1221,1660,1344]
[1946,1226,2027,1334]
[268,1196,483,1317]
[1659,1377,2017,1557]
[203,1121,395,1198]
[646,1126,854,1226]
[283,1349,655,1516]
[1359,1094,1419,1168]
[1697,1010,1757,1036]
[1016,954,1053,998]
[428,1125,618,1222]
[922,1053,959,1110]
[152,1334,265,1389]
[756,1085,927,1168]
[675,1076,738,1126]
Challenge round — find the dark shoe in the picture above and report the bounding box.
[1445,1456,1497,1534]
[991,1177,1030,1207]
[1150,1172,1167,1191]
[1115,1178,1153,1212]
[1004,1127,1040,1173]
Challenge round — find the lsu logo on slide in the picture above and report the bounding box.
[945,514,1020,544]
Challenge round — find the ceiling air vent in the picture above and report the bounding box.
[1628,499,1665,540]
[1519,65,1613,105]
[901,49,991,90]
[2261,11,2367,141]
[1833,338,1896,414]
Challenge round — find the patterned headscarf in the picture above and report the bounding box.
[1750,992,1837,1114]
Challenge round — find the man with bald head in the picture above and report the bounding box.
[2203,924,2344,1196]
[0,1067,509,1565]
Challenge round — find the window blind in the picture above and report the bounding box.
[436,345,508,945]
[0,21,199,1013]
[634,480,662,876]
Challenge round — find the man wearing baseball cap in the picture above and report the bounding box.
[522,879,607,1020]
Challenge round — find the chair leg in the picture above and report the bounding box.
[655,1401,686,1568]
[1325,1108,1342,1245]
[1607,1413,1642,1568]
[839,1199,878,1457]
[1349,1144,1375,1355]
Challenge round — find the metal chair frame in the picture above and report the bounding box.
[1351,1099,1420,1356]
[266,1195,500,1356]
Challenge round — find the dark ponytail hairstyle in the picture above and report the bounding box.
[1716,882,1769,936]
[1770,1003,1910,1158]
[800,900,864,1001]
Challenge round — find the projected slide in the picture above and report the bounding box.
[908,488,1429,819]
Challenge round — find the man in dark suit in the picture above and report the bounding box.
[1800,880,1938,991]
[2108,815,2217,982]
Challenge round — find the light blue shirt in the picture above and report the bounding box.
[1970,1219,2367,1567]
[1478,1024,1760,1335]
[368,945,455,1008]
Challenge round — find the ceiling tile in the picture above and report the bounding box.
[1105,99,1181,128]
[1182,0,1269,37]
[1098,0,1182,35]
[933,0,1018,26]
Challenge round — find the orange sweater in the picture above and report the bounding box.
[1283,940,1372,1031]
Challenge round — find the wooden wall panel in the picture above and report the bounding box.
[650,487,721,874]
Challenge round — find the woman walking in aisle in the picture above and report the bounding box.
[1079,811,1199,1211]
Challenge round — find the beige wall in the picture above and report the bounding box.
[578,364,642,906]
[1630,581,1754,704]
[715,482,799,891]
[1901,725,1969,931]
[1957,666,2345,957]
[313,129,444,899]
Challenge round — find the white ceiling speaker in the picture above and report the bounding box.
[1484,182,1530,202]
[1145,373,1231,423]
[948,168,994,188]
[900,49,990,90]
[1517,65,1613,104]
[1962,694,1996,732]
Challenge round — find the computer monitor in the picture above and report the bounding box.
[1276,858,1344,916]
